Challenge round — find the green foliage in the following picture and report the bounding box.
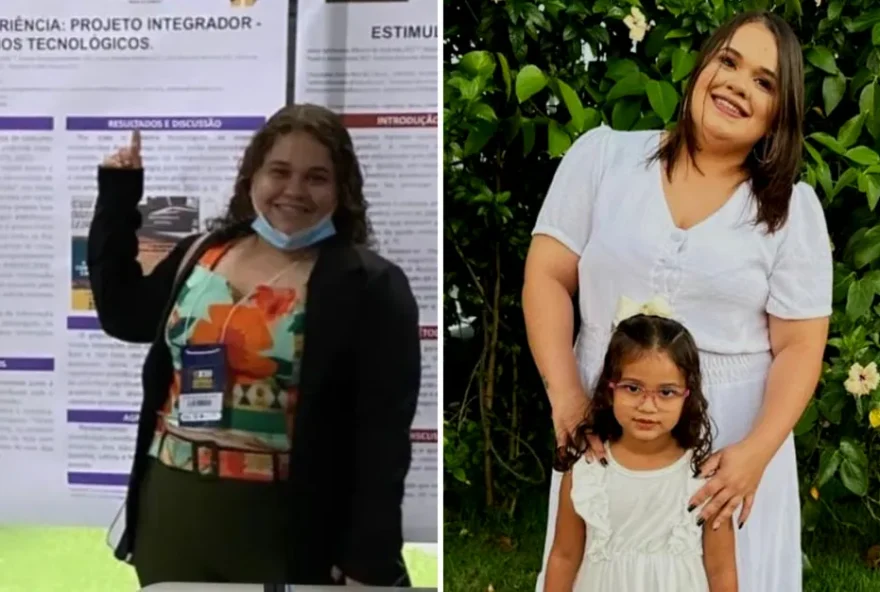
[445,0,880,559]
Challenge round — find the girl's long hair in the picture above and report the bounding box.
[555,314,714,475]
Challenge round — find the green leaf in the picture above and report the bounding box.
[860,82,877,118]
[867,175,880,210]
[632,113,664,131]
[848,9,880,33]
[828,0,843,20]
[784,0,802,19]
[671,49,698,83]
[794,401,818,436]
[832,167,859,199]
[809,132,846,155]
[817,161,833,198]
[847,278,875,318]
[854,227,880,268]
[806,46,839,74]
[803,141,824,165]
[605,58,639,81]
[459,51,495,77]
[846,146,880,165]
[645,24,671,58]
[606,72,648,102]
[547,120,572,158]
[468,102,497,122]
[515,65,548,103]
[839,437,869,496]
[841,459,869,496]
[464,121,497,156]
[458,77,483,101]
[816,448,841,487]
[665,28,692,39]
[873,22,880,46]
[822,74,846,116]
[611,99,641,131]
[556,79,585,131]
[802,497,821,533]
[645,80,679,123]
[521,118,536,156]
[582,108,602,132]
[496,53,512,99]
[867,83,880,139]
[818,385,847,424]
[838,114,865,148]
[840,437,869,467]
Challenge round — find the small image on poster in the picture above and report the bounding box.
[70,197,199,310]
[70,237,92,311]
[136,196,200,274]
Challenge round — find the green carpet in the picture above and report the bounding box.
[0,528,437,591]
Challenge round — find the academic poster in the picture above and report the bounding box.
[0,0,288,527]
[294,0,439,543]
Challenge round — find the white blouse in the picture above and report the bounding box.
[532,127,833,364]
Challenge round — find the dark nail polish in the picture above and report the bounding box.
[600,458,608,467]
[687,504,696,513]
[738,522,744,530]
[696,517,705,527]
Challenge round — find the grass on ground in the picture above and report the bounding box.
[444,490,880,592]
[0,528,437,591]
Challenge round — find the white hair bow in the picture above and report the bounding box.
[613,295,674,327]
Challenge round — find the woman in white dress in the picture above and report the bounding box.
[523,12,832,592]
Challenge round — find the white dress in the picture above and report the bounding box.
[569,447,708,592]
[532,127,833,592]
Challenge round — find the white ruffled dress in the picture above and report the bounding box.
[570,446,709,592]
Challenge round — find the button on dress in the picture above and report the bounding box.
[532,127,833,592]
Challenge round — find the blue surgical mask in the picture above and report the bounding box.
[251,211,336,251]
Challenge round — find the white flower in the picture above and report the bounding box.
[844,362,880,397]
[623,7,651,43]
[613,295,674,327]
[815,0,822,7]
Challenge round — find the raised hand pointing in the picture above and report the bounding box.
[102,130,143,169]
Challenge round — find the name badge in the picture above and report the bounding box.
[178,344,227,428]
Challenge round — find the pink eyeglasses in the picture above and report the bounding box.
[609,381,690,405]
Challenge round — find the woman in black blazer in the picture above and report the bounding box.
[87,104,420,587]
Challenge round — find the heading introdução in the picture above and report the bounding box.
[0,16,255,52]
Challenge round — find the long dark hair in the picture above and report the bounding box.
[555,314,714,475]
[649,10,805,233]
[212,103,372,244]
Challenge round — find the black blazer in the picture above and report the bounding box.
[87,167,421,586]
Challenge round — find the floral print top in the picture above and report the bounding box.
[154,243,305,452]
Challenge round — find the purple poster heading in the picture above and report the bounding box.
[67,316,102,331]
[0,117,53,131]
[0,357,54,371]
[67,472,129,487]
[67,409,140,424]
[66,116,265,131]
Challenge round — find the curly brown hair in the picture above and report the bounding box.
[555,314,714,475]
[212,103,372,244]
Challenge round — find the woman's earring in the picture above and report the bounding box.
[754,136,773,165]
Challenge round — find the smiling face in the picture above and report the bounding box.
[249,130,338,235]
[611,349,688,444]
[690,22,779,152]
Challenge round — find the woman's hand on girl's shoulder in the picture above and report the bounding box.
[102,130,142,169]
[688,440,770,531]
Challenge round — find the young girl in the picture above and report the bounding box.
[545,311,737,592]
